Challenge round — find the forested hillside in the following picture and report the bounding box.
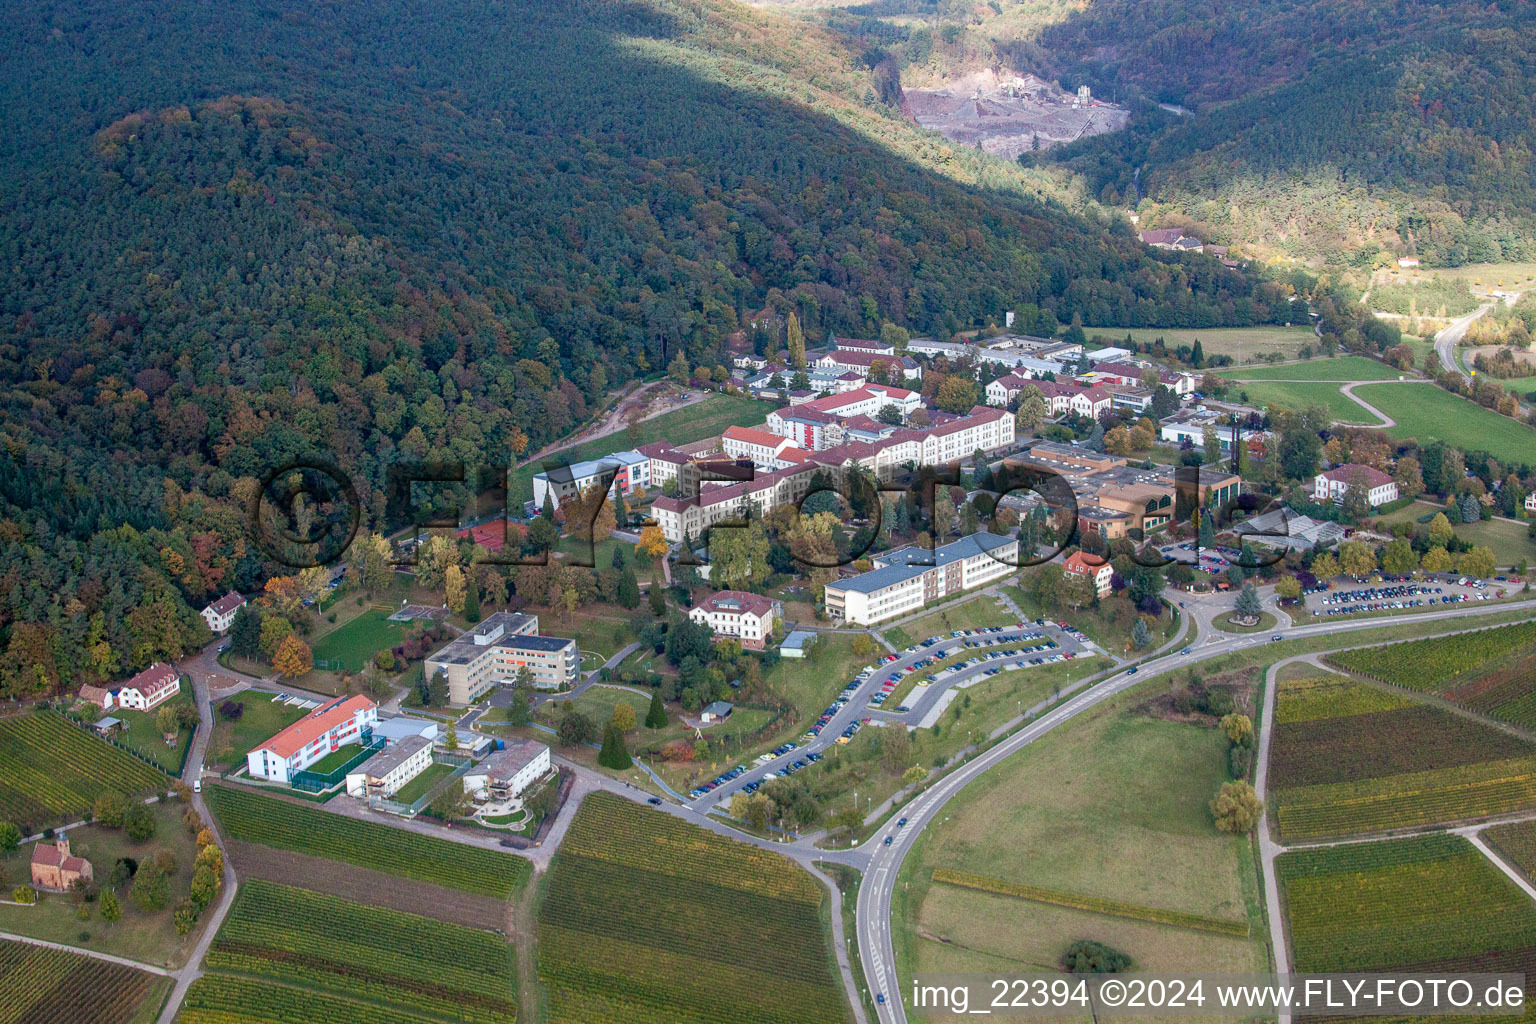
[817,0,1536,266]
[0,0,1277,694]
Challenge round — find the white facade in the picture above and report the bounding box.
[688,592,780,649]
[345,734,433,798]
[823,534,1019,626]
[201,593,245,634]
[247,695,380,784]
[1313,467,1399,508]
[462,741,551,801]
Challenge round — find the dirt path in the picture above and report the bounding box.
[517,383,707,468]
[510,883,543,1023]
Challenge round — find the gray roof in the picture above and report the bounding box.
[426,612,554,666]
[703,701,734,717]
[354,734,432,778]
[472,739,548,781]
[781,630,817,650]
[372,716,439,743]
[833,532,1017,595]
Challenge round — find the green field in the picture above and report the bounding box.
[0,800,203,969]
[110,686,195,773]
[894,701,1266,1005]
[204,784,530,898]
[1353,381,1536,464]
[391,762,457,804]
[1486,819,1536,882]
[1372,500,1536,566]
[1230,380,1384,423]
[207,694,311,771]
[1218,355,1403,381]
[1084,324,1317,361]
[309,609,408,672]
[511,393,768,504]
[1278,834,1536,986]
[881,595,1020,649]
[538,792,848,1024]
[0,938,163,1024]
[197,880,515,1024]
[0,712,166,832]
[1268,673,1536,839]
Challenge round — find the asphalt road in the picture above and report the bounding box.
[1434,303,1492,381]
[854,594,1536,1023]
[688,621,1099,811]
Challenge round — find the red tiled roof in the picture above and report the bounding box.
[1063,551,1110,576]
[205,592,245,616]
[1321,464,1394,488]
[120,662,178,699]
[699,590,777,618]
[255,694,377,761]
[723,425,788,450]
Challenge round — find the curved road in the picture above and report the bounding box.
[1434,303,1493,382]
[855,594,1536,1022]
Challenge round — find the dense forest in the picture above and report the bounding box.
[0,0,1283,694]
[816,0,1536,266]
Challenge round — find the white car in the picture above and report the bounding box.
[192,779,202,794]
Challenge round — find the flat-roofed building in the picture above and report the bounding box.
[423,612,577,703]
[345,734,434,798]
[823,532,1019,625]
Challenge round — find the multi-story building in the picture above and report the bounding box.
[688,591,782,649]
[812,350,923,381]
[113,663,182,712]
[1314,465,1399,508]
[424,612,578,703]
[1062,550,1114,596]
[345,734,434,799]
[721,426,803,468]
[823,532,1019,625]
[201,592,245,634]
[531,451,648,510]
[248,694,379,784]
[462,740,551,801]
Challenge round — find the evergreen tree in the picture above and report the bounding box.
[427,669,449,707]
[645,688,669,729]
[462,578,480,622]
[648,574,666,616]
[611,544,626,569]
[541,492,557,521]
[617,567,641,609]
[227,607,261,660]
[1191,338,1206,368]
[1459,494,1482,522]
[596,723,632,769]
[1131,617,1152,649]
[1235,582,1263,619]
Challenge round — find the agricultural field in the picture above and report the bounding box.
[0,939,164,1024]
[1485,819,1536,882]
[1268,675,1536,839]
[1353,381,1536,464]
[177,975,457,1024]
[204,784,529,899]
[1217,355,1403,381]
[309,608,408,672]
[893,701,1267,1004]
[509,393,766,503]
[538,792,848,1024]
[1227,380,1381,423]
[202,880,515,1024]
[1278,834,1536,995]
[1328,621,1536,695]
[0,712,165,832]
[1084,324,1317,361]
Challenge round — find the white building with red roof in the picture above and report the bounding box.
[114,662,182,712]
[721,426,801,468]
[813,350,922,381]
[1062,551,1114,596]
[247,694,379,783]
[201,592,246,634]
[689,591,783,649]
[1313,464,1399,507]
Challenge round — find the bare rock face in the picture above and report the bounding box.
[904,67,1129,158]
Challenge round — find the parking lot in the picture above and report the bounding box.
[689,620,1098,810]
[1301,574,1521,616]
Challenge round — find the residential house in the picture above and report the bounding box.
[1062,551,1113,596]
[114,662,182,712]
[201,592,245,634]
[1313,465,1399,508]
[689,591,781,649]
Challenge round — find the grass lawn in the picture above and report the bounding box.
[207,694,311,771]
[1453,517,1536,567]
[893,702,1266,1010]
[392,762,457,804]
[1213,610,1277,633]
[534,605,640,659]
[1353,381,1536,464]
[0,801,203,968]
[111,687,196,773]
[1228,380,1377,423]
[510,393,767,504]
[1217,355,1403,381]
[1084,324,1317,361]
[302,744,369,776]
[1005,575,1179,655]
[309,608,408,672]
[881,595,1021,650]
[555,533,627,570]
